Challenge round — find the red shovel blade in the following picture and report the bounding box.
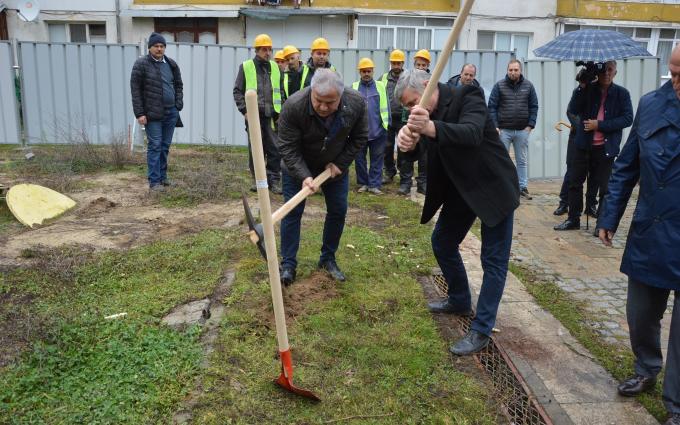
[274,349,320,401]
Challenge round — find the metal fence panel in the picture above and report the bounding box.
[524,57,659,179]
[19,42,139,144]
[0,42,21,145]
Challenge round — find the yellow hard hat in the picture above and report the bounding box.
[414,49,431,63]
[389,49,406,62]
[311,37,330,51]
[254,34,273,48]
[274,50,286,61]
[357,57,375,70]
[282,44,300,58]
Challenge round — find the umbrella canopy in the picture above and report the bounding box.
[533,29,651,62]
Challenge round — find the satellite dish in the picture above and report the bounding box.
[17,0,40,22]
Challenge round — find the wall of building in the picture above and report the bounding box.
[6,10,119,43]
[132,0,459,13]
[557,0,680,23]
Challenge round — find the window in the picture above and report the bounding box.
[357,15,452,50]
[154,18,218,44]
[658,29,680,78]
[48,22,107,43]
[477,31,531,60]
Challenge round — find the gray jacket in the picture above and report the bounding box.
[277,86,368,182]
[233,56,285,118]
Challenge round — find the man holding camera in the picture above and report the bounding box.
[554,61,633,232]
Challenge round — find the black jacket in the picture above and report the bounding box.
[488,75,538,130]
[233,56,286,118]
[301,57,335,89]
[567,82,633,157]
[130,54,183,124]
[277,86,368,182]
[408,84,519,227]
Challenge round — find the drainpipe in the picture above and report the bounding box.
[115,0,121,43]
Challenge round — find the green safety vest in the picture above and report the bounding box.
[301,63,336,88]
[352,80,389,130]
[380,72,389,83]
[243,59,281,114]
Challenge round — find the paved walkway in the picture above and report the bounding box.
[513,180,672,353]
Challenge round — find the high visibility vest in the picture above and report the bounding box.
[243,59,281,114]
[301,63,336,88]
[380,72,389,83]
[352,80,389,130]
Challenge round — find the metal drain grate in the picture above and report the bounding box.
[432,273,552,425]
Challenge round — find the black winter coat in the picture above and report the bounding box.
[130,54,184,125]
[488,75,538,130]
[277,87,368,182]
[407,83,519,227]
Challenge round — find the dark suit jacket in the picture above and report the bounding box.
[408,83,519,227]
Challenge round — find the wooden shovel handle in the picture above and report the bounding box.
[271,168,333,223]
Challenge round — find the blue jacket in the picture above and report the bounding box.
[597,81,680,291]
[567,82,633,157]
[357,79,388,141]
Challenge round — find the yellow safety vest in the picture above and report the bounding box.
[243,59,281,114]
[352,80,389,130]
[301,63,336,88]
[380,72,389,83]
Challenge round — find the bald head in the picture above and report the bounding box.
[670,44,680,100]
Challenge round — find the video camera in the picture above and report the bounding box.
[575,61,605,84]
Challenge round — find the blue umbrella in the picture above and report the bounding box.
[533,29,651,62]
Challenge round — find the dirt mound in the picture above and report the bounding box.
[282,271,338,319]
[77,197,117,217]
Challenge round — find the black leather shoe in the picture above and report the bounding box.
[617,374,657,397]
[280,268,296,286]
[318,260,346,282]
[382,173,394,184]
[450,330,490,355]
[428,300,473,316]
[249,184,257,193]
[553,204,568,216]
[585,205,598,218]
[161,179,172,187]
[554,219,580,231]
[520,187,533,200]
[416,183,426,195]
[664,413,680,425]
[397,184,411,195]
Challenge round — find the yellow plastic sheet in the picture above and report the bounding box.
[6,184,76,228]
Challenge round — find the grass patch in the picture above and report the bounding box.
[509,262,668,422]
[0,229,241,424]
[190,194,498,424]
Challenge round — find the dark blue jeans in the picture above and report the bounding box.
[431,188,514,336]
[145,107,179,186]
[280,169,349,270]
[355,135,386,189]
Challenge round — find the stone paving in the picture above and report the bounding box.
[512,179,673,350]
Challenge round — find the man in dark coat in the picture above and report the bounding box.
[597,46,680,425]
[277,69,368,286]
[446,63,485,99]
[396,69,519,355]
[130,32,183,191]
[555,60,633,231]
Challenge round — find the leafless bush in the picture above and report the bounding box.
[19,244,94,284]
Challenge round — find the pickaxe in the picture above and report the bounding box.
[242,168,332,260]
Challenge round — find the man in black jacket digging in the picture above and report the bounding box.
[130,33,183,191]
[277,69,368,285]
[396,69,519,355]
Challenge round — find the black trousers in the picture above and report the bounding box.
[627,278,680,414]
[399,143,427,187]
[567,145,613,222]
[246,115,281,184]
[559,130,598,208]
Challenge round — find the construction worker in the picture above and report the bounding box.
[282,44,302,98]
[400,49,431,195]
[380,49,405,186]
[353,58,390,194]
[414,49,431,73]
[274,50,288,73]
[233,33,285,194]
[301,37,336,89]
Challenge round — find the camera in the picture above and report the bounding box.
[575,61,605,84]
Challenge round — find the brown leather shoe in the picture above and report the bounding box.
[617,374,656,397]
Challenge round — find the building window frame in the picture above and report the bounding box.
[47,22,107,43]
[357,15,454,50]
[477,30,532,60]
[154,18,218,44]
